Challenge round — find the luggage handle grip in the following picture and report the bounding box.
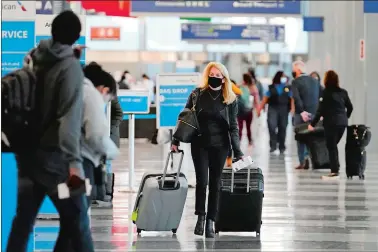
[161,150,184,189]
[231,160,251,193]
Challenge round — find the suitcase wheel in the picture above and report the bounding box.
[215,229,219,234]
[256,231,260,236]
[347,175,352,180]
[137,228,142,235]
[359,174,365,180]
[172,229,177,234]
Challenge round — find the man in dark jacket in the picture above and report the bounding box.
[6,11,94,252]
[291,61,323,170]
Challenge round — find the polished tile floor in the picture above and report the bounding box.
[35,118,378,251]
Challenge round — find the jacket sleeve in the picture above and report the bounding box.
[171,91,194,146]
[292,79,304,114]
[229,100,244,158]
[57,62,84,170]
[344,90,353,118]
[310,91,327,127]
[111,97,124,127]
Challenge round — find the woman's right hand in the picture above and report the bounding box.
[171,144,179,152]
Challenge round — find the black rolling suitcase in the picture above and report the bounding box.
[345,125,371,179]
[215,166,264,236]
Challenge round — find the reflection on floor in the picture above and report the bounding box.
[35,121,378,251]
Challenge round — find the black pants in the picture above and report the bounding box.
[324,126,346,174]
[191,144,229,221]
[6,175,94,252]
[267,107,289,151]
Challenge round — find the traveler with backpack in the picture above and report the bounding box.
[237,73,260,146]
[257,71,294,154]
[4,11,94,252]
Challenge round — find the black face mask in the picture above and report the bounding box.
[292,71,297,79]
[208,76,223,89]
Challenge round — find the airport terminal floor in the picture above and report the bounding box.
[33,120,378,252]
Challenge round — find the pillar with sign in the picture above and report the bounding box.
[118,90,151,192]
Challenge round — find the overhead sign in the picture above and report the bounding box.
[181,23,285,42]
[90,27,121,41]
[1,1,36,20]
[156,73,200,128]
[364,0,378,13]
[303,17,324,32]
[131,0,301,16]
[118,90,151,114]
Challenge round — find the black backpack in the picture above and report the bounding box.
[2,62,39,153]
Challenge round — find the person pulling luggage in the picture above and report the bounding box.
[308,70,353,179]
[171,62,243,238]
[257,71,294,154]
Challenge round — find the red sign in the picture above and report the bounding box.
[90,27,121,40]
[68,1,132,17]
[359,39,365,61]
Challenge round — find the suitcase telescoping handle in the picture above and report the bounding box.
[230,160,251,193]
[161,150,184,189]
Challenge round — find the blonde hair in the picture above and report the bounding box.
[201,62,236,105]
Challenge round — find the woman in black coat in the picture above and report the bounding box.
[308,70,353,179]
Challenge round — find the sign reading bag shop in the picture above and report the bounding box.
[2,1,36,20]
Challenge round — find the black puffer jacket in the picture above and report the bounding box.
[110,97,123,147]
[172,88,243,158]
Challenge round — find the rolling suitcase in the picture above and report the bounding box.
[307,138,330,169]
[215,166,264,236]
[132,150,188,234]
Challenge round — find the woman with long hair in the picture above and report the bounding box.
[308,70,353,179]
[171,62,243,238]
[257,71,294,153]
[237,73,260,145]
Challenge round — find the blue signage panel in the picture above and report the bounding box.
[303,17,324,32]
[131,1,301,15]
[1,154,34,251]
[36,0,53,14]
[36,35,86,64]
[181,23,285,41]
[364,0,378,13]
[158,84,196,127]
[1,53,26,77]
[2,21,35,52]
[118,91,150,114]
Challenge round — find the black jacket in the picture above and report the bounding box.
[292,75,323,115]
[110,97,123,148]
[311,87,353,127]
[172,88,243,158]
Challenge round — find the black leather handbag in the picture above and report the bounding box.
[294,121,324,142]
[173,89,201,143]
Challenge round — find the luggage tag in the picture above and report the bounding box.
[232,156,254,172]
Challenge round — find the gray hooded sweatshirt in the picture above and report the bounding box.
[81,78,119,166]
[25,39,84,188]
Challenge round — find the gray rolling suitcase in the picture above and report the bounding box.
[132,150,188,234]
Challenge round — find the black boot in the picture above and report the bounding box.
[194,215,205,236]
[205,219,215,238]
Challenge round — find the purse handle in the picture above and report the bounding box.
[191,88,200,111]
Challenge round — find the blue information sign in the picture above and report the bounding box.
[364,0,378,13]
[2,21,35,52]
[303,17,324,32]
[181,23,285,41]
[131,1,301,15]
[118,90,151,114]
[156,73,200,128]
[1,53,26,77]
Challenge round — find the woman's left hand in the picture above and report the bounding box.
[308,124,315,131]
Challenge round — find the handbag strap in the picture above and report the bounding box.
[191,88,200,110]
